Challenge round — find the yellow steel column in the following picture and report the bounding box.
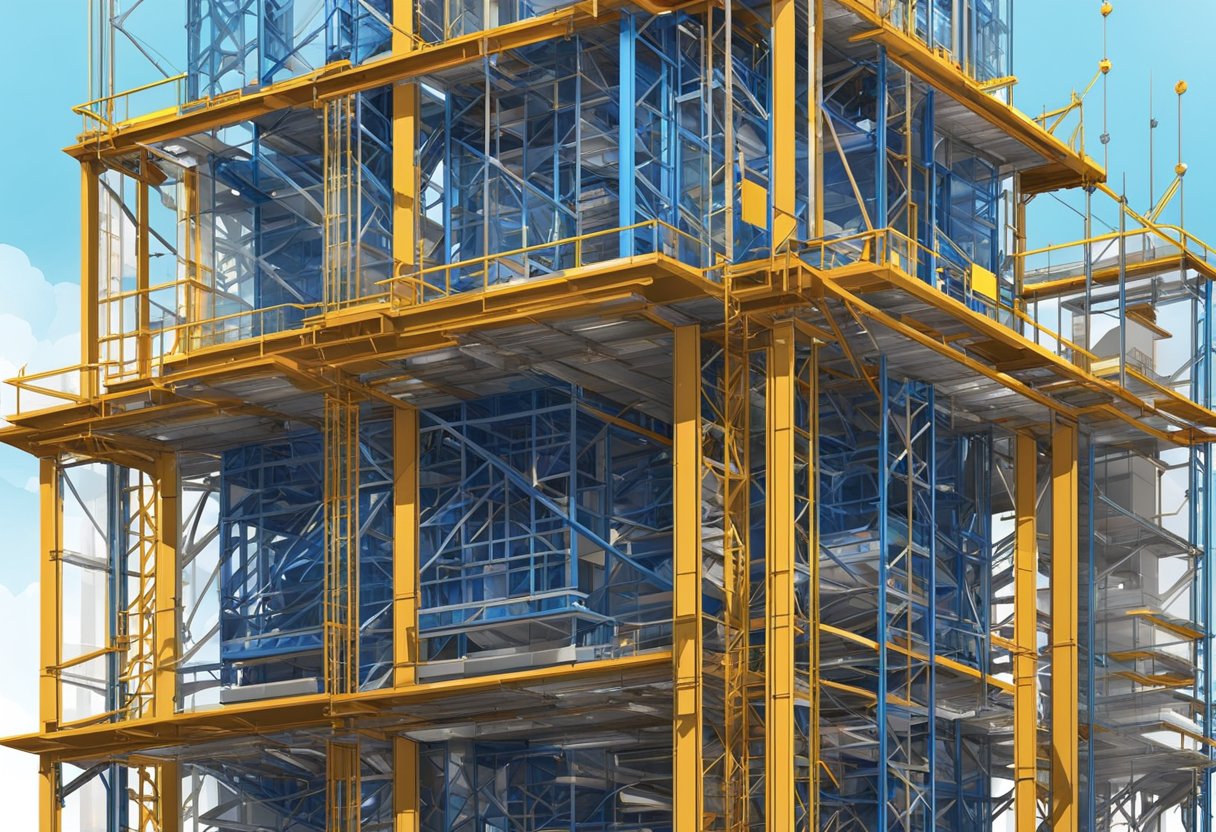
[393,0,419,302]
[394,736,420,832]
[39,458,61,832]
[394,405,420,687]
[1014,432,1038,832]
[81,162,100,399]
[1050,420,1079,832]
[154,453,181,832]
[673,325,703,832]
[766,322,796,831]
[772,0,796,248]
[328,740,362,831]
[136,173,151,377]
[153,453,178,718]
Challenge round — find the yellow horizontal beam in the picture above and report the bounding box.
[68,3,615,160]
[1022,253,1216,301]
[4,651,672,762]
[834,0,1104,193]
[819,622,1014,694]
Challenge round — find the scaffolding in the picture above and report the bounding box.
[7,1,1216,831]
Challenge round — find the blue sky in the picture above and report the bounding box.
[0,0,1212,812]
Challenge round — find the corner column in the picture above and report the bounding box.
[39,458,61,832]
[765,322,796,829]
[673,325,703,832]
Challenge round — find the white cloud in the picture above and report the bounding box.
[0,581,39,821]
[0,244,82,423]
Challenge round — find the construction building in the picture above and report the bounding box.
[4,0,1216,829]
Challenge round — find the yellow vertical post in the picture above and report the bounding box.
[772,0,796,248]
[153,453,178,719]
[328,741,362,831]
[766,322,796,831]
[1014,432,1038,832]
[154,453,181,832]
[136,170,152,378]
[394,736,420,832]
[673,325,703,832]
[393,0,419,303]
[81,162,100,398]
[181,167,203,349]
[39,458,61,832]
[1050,420,1079,832]
[809,0,823,239]
[394,405,420,687]
[39,756,59,832]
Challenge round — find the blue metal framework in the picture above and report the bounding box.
[418,386,673,670]
[419,740,671,831]
[187,0,392,99]
[218,415,394,694]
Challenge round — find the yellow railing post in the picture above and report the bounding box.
[673,325,703,832]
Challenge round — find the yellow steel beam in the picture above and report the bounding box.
[673,325,703,832]
[136,173,152,378]
[67,4,616,161]
[80,163,99,400]
[1050,419,1079,832]
[1014,432,1038,832]
[772,0,796,248]
[833,0,1104,193]
[39,755,58,832]
[394,406,420,687]
[39,459,60,734]
[159,762,181,832]
[39,458,60,832]
[394,736,419,832]
[1021,253,1216,302]
[153,453,178,719]
[9,650,671,760]
[765,321,796,831]
[154,453,181,832]
[394,0,419,302]
[327,740,361,831]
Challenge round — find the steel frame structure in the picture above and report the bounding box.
[8,1,1216,831]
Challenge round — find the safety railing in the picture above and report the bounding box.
[74,74,188,135]
[1018,223,1214,291]
[7,221,714,419]
[386,219,712,305]
[798,226,1103,370]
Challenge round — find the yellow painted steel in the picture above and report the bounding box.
[394,0,419,302]
[394,736,419,832]
[327,740,362,831]
[672,325,703,832]
[772,0,795,248]
[154,454,178,718]
[136,173,152,377]
[39,459,60,832]
[765,321,796,831]
[394,406,420,688]
[1014,432,1038,832]
[1050,420,1079,832]
[80,163,99,399]
[154,454,181,831]
[325,395,361,695]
